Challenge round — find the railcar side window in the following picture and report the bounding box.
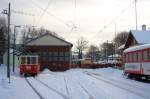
[133,52,137,62]
[129,53,132,62]
[143,50,148,61]
[125,54,128,62]
[149,49,150,60]
[138,51,141,62]
[21,57,26,64]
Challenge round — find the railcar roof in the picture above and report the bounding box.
[124,43,150,53]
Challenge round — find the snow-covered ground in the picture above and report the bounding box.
[0,65,150,99]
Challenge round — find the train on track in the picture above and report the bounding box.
[123,44,150,80]
[20,55,40,76]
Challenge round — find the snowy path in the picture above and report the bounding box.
[1,65,150,99]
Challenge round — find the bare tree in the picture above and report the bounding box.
[75,37,88,59]
[0,17,7,64]
[100,42,115,59]
[86,44,99,61]
[113,31,129,48]
[20,27,59,44]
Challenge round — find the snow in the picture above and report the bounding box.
[131,30,150,44]
[0,65,150,99]
[124,43,150,53]
[117,44,125,50]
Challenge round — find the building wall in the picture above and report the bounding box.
[3,51,20,67]
[25,46,71,71]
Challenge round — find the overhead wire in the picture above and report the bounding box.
[96,0,135,35]
[29,0,69,27]
[35,0,52,26]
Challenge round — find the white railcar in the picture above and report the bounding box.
[123,44,150,80]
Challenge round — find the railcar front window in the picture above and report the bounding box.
[21,57,26,64]
[31,57,37,64]
[27,57,30,64]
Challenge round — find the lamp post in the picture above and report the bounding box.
[2,3,11,82]
[13,25,21,72]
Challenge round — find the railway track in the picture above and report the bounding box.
[63,76,70,99]
[25,78,44,99]
[65,74,95,99]
[83,72,150,99]
[26,77,68,99]
[84,71,150,93]
[34,78,68,99]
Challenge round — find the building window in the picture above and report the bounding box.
[54,52,58,56]
[59,57,64,61]
[65,57,69,61]
[59,52,64,56]
[65,52,69,57]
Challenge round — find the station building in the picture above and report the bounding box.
[24,33,73,71]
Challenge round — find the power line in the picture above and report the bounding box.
[29,0,69,27]
[11,9,35,16]
[96,0,135,35]
[36,0,52,25]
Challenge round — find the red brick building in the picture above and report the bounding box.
[24,33,73,71]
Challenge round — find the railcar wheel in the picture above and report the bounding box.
[20,72,23,75]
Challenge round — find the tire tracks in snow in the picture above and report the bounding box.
[83,72,149,99]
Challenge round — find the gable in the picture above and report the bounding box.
[131,30,150,44]
[26,34,72,46]
[125,33,138,49]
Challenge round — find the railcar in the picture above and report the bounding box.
[123,44,150,80]
[20,55,40,76]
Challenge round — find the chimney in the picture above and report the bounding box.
[142,24,146,31]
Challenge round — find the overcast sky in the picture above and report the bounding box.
[1,0,150,46]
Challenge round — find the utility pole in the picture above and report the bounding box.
[7,3,11,83]
[106,40,108,62]
[135,0,138,30]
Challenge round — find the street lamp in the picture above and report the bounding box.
[13,25,21,72]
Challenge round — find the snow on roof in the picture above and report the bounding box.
[131,30,150,44]
[26,33,73,47]
[108,54,121,58]
[124,43,150,53]
[117,44,125,50]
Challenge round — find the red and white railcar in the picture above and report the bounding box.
[20,55,40,76]
[123,44,150,80]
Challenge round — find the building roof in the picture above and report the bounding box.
[130,30,150,44]
[25,33,73,47]
[124,43,150,53]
